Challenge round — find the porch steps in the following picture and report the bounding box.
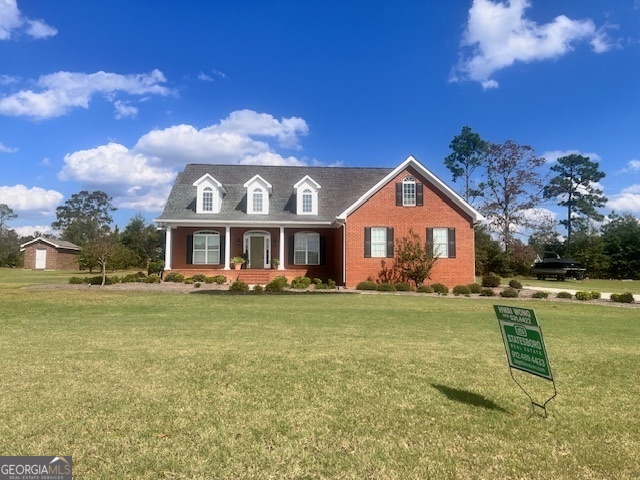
[236,270,272,285]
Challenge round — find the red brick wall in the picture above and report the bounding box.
[344,167,475,288]
[22,242,78,270]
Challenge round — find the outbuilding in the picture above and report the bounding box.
[21,237,80,270]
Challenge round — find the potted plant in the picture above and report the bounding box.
[231,256,245,270]
[271,258,280,269]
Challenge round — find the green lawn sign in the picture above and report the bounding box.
[494,305,553,380]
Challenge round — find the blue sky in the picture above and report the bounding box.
[1,0,639,237]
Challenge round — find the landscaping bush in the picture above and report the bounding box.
[508,279,523,289]
[148,260,165,276]
[482,273,501,288]
[394,282,412,292]
[184,277,194,284]
[416,285,434,293]
[87,276,115,285]
[356,281,377,291]
[205,276,216,284]
[163,272,185,283]
[376,282,396,292]
[253,284,264,294]
[213,275,227,285]
[290,276,312,289]
[315,283,330,290]
[479,288,495,297]
[229,281,250,293]
[556,291,573,299]
[191,274,207,282]
[575,291,592,301]
[313,278,323,285]
[591,291,601,299]
[265,276,288,292]
[500,288,519,298]
[453,285,471,296]
[467,283,483,294]
[193,282,201,288]
[136,271,147,278]
[327,279,337,289]
[531,291,549,299]
[610,292,634,303]
[121,273,143,283]
[68,276,85,284]
[145,274,160,283]
[431,283,449,294]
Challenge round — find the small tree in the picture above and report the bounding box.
[83,232,119,285]
[394,229,438,287]
[444,126,487,204]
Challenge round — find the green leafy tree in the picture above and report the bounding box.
[527,215,563,256]
[394,229,438,287]
[570,224,609,278]
[52,191,116,246]
[543,154,607,247]
[120,213,164,267]
[479,141,546,252]
[601,213,640,279]
[82,232,120,285]
[444,126,487,204]
[474,224,509,276]
[0,204,20,267]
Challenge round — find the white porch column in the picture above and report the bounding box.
[164,226,173,270]
[224,226,231,270]
[279,226,285,270]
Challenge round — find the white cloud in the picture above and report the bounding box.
[197,72,213,82]
[608,192,640,214]
[0,0,56,40]
[541,149,601,164]
[13,224,54,237]
[622,159,640,172]
[0,184,63,214]
[451,0,609,87]
[0,69,170,120]
[0,141,17,153]
[0,74,19,85]
[113,100,138,119]
[59,110,310,212]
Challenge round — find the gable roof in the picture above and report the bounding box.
[20,237,80,250]
[155,157,483,225]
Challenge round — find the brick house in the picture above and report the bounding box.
[21,237,80,270]
[155,156,483,287]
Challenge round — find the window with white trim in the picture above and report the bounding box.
[302,189,313,213]
[371,227,387,258]
[202,187,213,212]
[252,187,263,213]
[193,231,220,264]
[294,232,320,265]
[432,228,449,258]
[403,176,416,206]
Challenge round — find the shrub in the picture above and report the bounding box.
[575,291,592,301]
[163,272,185,283]
[229,281,250,293]
[467,283,483,294]
[531,291,549,299]
[417,285,434,293]
[453,285,471,296]
[88,276,115,285]
[69,276,85,284]
[377,283,396,292]
[148,260,165,276]
[265,276,288,292]
[290,276,312,289]
[205,276,216,284]
[500,288,519,298]
[145,273,160,284]
[214,275,227,285]
[508,279,523,289]
[136,271,147,278]
[480,288,495,297]
[184,278,194,284]
[431,283,449,294]
[315,283,330,290]
[193,282,201,288]
[313,278,323,285]
[590,291,601,299]
[356,281,378,291]
[327,279,337,289]
[253,284,264,294]
[395,282,412,292]
[556,291,573,299]
[191,274,207,282]
[611,292,634,303]
[121,274,142,283]
[482,273,501,288]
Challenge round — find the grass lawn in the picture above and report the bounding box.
[0,276,639,478]
[510,276,640,294]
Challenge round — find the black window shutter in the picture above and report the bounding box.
[364,227,371,258]
[426,228,433,255]
[288,235,295,265]
[448,228,456,258]
[320,236,326,265]
[186,235,193,264]
[386,227,394,258]
[395,183,402,206]
[416,183,424,206]
[219,234,225,265]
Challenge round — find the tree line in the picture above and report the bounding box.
[446,126,640,279]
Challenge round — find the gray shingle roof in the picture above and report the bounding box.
[156,164,393,223]
[20,237,80,250]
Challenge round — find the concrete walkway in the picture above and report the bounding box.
[522,286,640,302]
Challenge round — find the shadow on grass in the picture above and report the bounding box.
[431,384,508,412]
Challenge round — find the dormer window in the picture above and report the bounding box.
[294,175,321,215]
[403,176,416,206]
[193,174,225,214]
[244,175,272,215]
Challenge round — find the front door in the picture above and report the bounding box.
[249,236,265,269]
[35,249,47,269]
